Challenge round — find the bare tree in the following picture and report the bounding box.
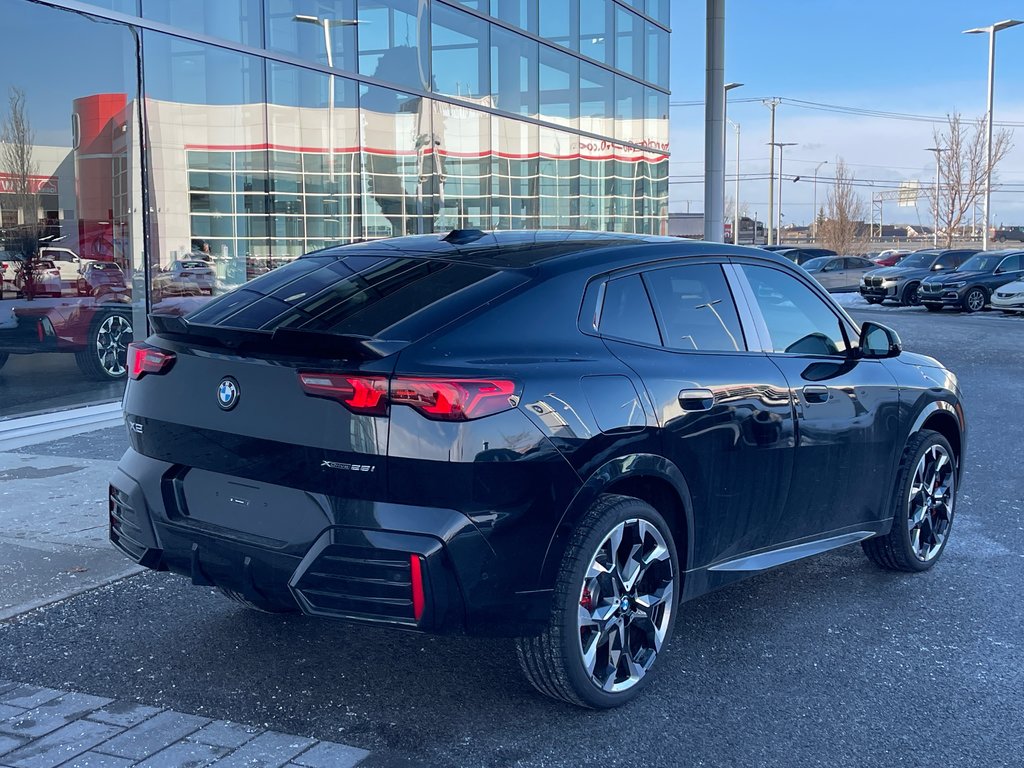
[1,87,39,239]
[724,195,749,221]
[932,112,1013,246]
[819,157,865,254]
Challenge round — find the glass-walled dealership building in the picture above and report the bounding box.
[0,0,669,420]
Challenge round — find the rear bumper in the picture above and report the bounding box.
[0,321,61,354]
[109,449,553,636]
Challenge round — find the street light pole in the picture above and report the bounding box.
[723,83,743,242]
[770,141,796,244]
[925,147,945,247]
[812,160,827,241]
[763,98,780,244]
[294,15,360,184]
[963,19,1022,250]
[728,119,740,245]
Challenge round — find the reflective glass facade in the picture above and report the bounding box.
[0,0,669,419]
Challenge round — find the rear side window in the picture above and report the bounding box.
[599,274,661,345]
[642,264,745,352]
[185,253,510,339]
[997,254,1022,272]
[741,264,850,356]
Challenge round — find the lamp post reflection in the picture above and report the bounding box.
[293,14,359,185]
[695,299,740,351]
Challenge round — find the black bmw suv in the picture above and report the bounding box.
[919,249,1024,312]
[111,231,965,709]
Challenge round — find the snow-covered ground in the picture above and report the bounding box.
[828,291,917,311]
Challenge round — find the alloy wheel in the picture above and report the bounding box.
[577,519,674,693]
[965,289,985,313]
[907,444,955,562]
[95,314,132,377]
[904,284,921,306]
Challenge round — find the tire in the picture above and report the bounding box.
[74,311,133,381]
[0,352,8,370]
[961,287,986,313]
[924,304,943,312]
[862,430,957,572]
[515,494,680,708]
[217,587,299,614]
[900,282,921,307]
[865,297,883,305]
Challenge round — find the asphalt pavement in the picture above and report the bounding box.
[1,305,1022,767]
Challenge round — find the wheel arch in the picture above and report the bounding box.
[539,454,695,588]
[910,401,964,478]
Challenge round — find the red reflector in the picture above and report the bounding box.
[410,554,425,622]
[390,377,517,421]
[298,372,388,415]
[127,342,176,380]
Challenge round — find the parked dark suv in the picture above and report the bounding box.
[920,249,1024,312]
[761,246,837,265]
[111,231,966,708]
[860,248,978,306]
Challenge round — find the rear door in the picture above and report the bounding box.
[992,253,1024,291]
[843,257,875,290]
[597,260,796,568]
[731,261,901,541]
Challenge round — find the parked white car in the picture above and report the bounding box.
[39,246,84,284]
[992,279,1024,314]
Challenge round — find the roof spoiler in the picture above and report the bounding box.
[148,313,403,361]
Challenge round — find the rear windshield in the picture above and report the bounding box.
[177,261,209,269]
[92,262,122,271]
[184,253,520,340]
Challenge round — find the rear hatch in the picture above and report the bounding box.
[123,246,528,510]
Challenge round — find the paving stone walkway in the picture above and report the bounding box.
[0,681,367,768]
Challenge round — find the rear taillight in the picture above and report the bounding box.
[298,373,517,421]
[128,342,176,380]
[298,373,388,415]
[390,377,517,420]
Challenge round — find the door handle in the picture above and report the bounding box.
[678,388,716,412]
[802,385,830,404]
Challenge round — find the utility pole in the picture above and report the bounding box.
[925,147,945,247]
[763,98,780,244]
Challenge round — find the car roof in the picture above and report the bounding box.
[306,230,794,273]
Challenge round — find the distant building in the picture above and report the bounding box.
[667,212,705,239]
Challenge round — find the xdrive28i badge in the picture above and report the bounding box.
[217,377,240,410]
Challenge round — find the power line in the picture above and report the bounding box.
[669,96,1024,128]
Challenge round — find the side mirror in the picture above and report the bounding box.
[859,321,902,359]
[932,263,946,271]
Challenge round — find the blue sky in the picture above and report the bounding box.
[669,1,1024,226]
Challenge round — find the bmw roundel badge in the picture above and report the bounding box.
[217,377,240,410]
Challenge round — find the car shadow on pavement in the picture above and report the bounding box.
[1,535,1008,768]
